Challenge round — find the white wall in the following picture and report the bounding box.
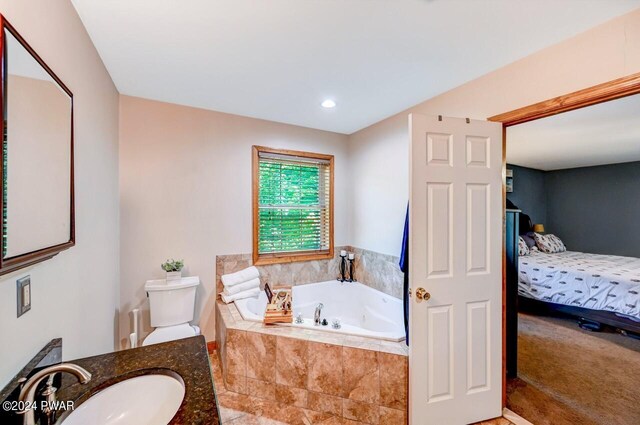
[348,117,408,257]
[118,95,349,347]
[0,0,120,387]
[347,9,640,256]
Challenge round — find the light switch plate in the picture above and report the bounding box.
[17,275,31,317]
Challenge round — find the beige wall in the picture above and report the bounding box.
[118,9,640,345]
[118,95,350,347]
[0,0,119,388]
[348,117,408,257]
[348,9,640,256]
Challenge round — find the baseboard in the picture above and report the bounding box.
[503,408,534,425]
[206,341,217,354]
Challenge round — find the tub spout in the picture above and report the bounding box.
[314,303,324,325]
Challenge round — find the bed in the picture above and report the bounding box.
[518,250,640,332]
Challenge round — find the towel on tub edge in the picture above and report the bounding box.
[221,266,260,287]
[220,287,260,304]
[223,277,260,296]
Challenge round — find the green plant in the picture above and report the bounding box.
[161,259,184,272]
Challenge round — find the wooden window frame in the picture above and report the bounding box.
[252,145,334,265]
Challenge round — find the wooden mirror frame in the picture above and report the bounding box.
[0,15,75,275]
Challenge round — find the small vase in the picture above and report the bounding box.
[166,271,182,283]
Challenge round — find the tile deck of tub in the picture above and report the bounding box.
[217,301,409,356]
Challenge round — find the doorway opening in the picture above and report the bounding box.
[491,72,640,425]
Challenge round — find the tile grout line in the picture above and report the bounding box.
[376,349,381,419]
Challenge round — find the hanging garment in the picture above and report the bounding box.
[399,203,409,344]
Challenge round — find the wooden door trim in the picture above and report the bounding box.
[489,71,640,408]
[489,71,640,127]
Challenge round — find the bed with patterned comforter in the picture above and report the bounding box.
[518,251,640,321]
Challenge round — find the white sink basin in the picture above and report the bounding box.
[62,374,185,425]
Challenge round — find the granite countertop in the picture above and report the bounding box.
[55,336,219,424]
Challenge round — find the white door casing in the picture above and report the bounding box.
[409,114,502,424]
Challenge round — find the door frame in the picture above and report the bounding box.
[487,71,640,406]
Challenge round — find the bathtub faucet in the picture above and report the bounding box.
[314,303,324,325]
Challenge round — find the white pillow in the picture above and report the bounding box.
[518,236,529,256]
[534,233,566,253]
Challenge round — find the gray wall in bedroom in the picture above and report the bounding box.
[545,161,640,258]
[506,164,547,226]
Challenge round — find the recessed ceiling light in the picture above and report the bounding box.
[321,99,336,108]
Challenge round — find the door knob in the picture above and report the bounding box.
[415,287,430,302]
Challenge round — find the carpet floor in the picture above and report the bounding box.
[507,313,640,425]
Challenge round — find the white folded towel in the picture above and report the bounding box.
[220,287,260,304]
[221,266,260,287]
[223,278,260,296]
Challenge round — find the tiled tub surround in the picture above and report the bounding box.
[348,247,404,299]
[216,246,404,299]
[215,301,408,424]
[209,351,515,425]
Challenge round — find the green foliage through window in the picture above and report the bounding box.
[257,152,331,255]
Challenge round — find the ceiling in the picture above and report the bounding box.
[507,94,640,171]
[70,0,640,134]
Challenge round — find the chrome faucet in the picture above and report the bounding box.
[314,303,324,325]
[17,363,91,425]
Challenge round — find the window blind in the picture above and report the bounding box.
[257,151,331,255]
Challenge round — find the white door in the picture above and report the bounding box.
[409,114,503,424]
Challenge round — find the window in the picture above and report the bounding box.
[253,146,334,265]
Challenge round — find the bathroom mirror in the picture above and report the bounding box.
[0,16,74,275]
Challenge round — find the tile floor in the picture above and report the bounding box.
[210,350,515,425]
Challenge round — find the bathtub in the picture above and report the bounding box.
[233,280,405,341]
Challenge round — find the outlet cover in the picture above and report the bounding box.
[17,276,31,317]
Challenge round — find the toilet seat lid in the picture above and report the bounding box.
[142,323,199,346]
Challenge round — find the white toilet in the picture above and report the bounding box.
[142,276,201,346]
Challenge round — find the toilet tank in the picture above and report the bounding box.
[145,276,199,327]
